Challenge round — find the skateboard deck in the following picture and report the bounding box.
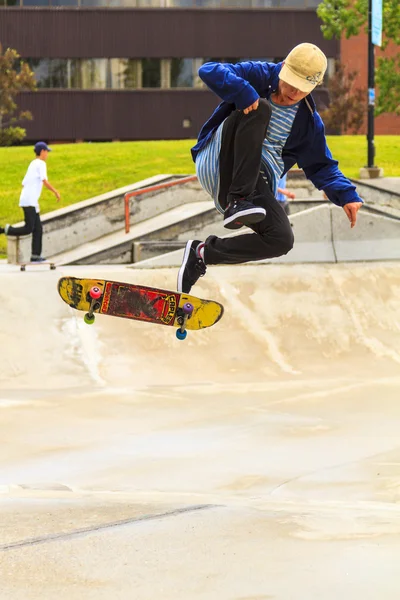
[19,261,56,271]
[57,276,224,337]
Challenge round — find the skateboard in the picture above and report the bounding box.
[19,261,56,272]
[57,276,224,341]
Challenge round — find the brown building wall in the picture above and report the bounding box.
[17,89,219,141]
[17,87,331,142]
[0,8,337,58]
[340,34,400,135]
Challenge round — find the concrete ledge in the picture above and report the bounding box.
[133,241,186,263]
[350,178,400,211]
[131,203,400,267]
[6,234,31,264]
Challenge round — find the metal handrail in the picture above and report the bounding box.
[124,174,197,233]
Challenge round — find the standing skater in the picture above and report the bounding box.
[0,141,60,261]
[177,43,363,294]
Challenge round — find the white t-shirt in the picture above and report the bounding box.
[19,158,47,212]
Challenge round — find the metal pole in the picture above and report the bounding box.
[367,0,375,168]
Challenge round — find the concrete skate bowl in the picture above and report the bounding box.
[1,262,399,387]
[1,261,400,600]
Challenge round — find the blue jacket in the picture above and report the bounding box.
[191,61,362,207]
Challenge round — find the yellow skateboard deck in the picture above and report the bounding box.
[58,276,224,335]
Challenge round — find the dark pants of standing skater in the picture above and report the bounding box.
[7,206,43,257]
[204,98,294,265]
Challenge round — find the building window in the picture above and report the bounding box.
[171,59,194,88]
[52,0,79,5]
[80,0,109,5]
[109,58,142,88]
[69,59,83,88]
[221,0,253,6]
[81,59,108,89]
[137,0,167,5]
[142,59,161,88]
[22,0,50,5]
[324,57,335,85]
[48,59,69,88]
[24,56,331,89]
[26,58,51,87]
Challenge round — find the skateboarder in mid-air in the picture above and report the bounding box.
[177,43,363,294]
[0,141,60,262]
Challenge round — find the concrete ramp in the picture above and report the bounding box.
[351,177,400,211]
[1,262,400,599]
[133,204,400,268]
[331,204,400,261]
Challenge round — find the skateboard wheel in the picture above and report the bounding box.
[89,286,102,300]
[20,265,26,271]
[183,302,194,315]
[84,313,95,325]
[176,329,187,341]
[50,263,56,270]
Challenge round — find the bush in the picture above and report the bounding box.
[0,127,27,146]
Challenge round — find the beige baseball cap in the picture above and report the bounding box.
[279,43,328,93]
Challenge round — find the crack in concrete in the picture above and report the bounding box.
[0,503,220,552]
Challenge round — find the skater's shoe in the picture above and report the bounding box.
[177,240,206,294]
[223,198,266,230]
[30,255,47,262]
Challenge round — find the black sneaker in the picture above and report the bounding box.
[223,198,266,230]
[177,240,206,294]
[30,256,47,262]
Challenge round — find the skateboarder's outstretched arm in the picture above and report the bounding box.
[298,112,363,227]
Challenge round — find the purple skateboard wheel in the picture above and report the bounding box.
[183,302,194,315]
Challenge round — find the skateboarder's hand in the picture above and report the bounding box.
[243,99,259,115]
[54,190,61,202]
[343,202,363,228]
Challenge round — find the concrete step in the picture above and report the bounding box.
[51,200,217,265]
[130,203,400,268]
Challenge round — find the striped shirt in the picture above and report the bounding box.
[195,99,299,211]
[195,119,225,214]
[261,99,299,196]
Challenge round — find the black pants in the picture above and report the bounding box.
[204,98,294,265]
[7,206,43,257]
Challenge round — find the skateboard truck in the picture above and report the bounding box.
[84,286,103,324]
[176,302,194,340]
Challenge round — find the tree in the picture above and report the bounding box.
[320,61,365,134]
[317,0,400,116]
[0,44,36,146]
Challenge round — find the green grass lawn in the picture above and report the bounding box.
[327,135,400,179]
[0,136,399,255]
